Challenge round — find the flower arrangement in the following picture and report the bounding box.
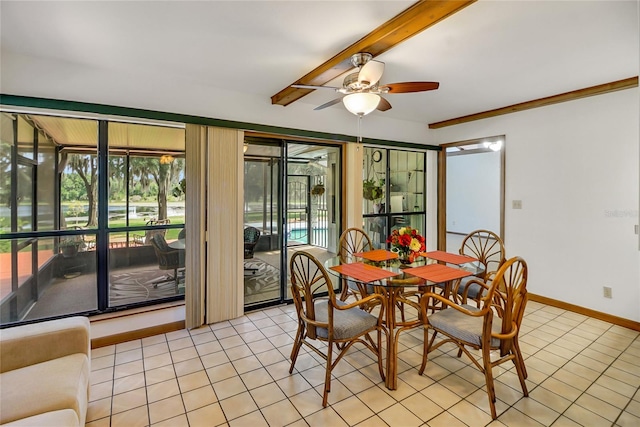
[387,226,426,263]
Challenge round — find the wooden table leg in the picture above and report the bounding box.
[384,287,402,390]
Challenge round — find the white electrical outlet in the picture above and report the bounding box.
[603,286,612,299]
[512,200,522,209]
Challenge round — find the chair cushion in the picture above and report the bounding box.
[428,305,501,347]
[456,276,485,299]
[314,300,378,340]
[0,353,89,425]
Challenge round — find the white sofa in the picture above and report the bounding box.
[0,316,90,426]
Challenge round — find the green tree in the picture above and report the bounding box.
[108,156,127,201]
[68,153,98,227]
[130,156,183,220]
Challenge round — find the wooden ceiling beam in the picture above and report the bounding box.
[271,0,476,107]
[428,76,639,129]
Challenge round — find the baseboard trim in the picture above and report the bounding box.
[89,296,638,347]
[529,294,640,332]
[91,320,186,349]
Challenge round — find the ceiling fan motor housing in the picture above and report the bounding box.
[350,52,373,68]
[343,72,372,92]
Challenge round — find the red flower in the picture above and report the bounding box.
[387,226,426,260]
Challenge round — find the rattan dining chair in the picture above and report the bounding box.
[338,227,375,302]
[419,256,529,419]
[289,251,387,407]
[453,229,506,306]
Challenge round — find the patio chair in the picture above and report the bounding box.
[419,256,529,419]
[244,226,261,259]
[150,233,185,291]
[289,250,387,407]
[144,218,169,245]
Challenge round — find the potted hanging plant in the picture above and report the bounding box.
[363,178,384,202]
[310,181,325,196]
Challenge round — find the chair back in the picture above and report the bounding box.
[339,228,373,263]
[244,226,261,243]
[460,229,505,279]
[151,233,170,252]
[481,256,528,354]
[289,251,336,340]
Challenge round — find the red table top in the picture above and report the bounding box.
[421,250,478,265]
[402,263,472,283]
[352,249,399,262]
[330,262,400,283]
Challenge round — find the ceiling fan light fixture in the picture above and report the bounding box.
[343,93,380,116]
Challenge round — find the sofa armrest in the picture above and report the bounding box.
[0,316,90,373]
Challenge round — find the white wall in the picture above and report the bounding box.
[0,51,429,144]
[446,151,501,234]
[430,88,640,321]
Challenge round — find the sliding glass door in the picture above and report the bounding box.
[243,142,283,308]
[242,138,341,309]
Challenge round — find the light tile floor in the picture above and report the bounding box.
[87,301,640,427]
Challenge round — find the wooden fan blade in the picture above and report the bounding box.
[292,84,341,90]
[381,82,439,93]
[377,97,392,111]
[314,97,343,111]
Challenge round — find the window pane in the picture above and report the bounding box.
[37,131,56,231]
[126,155,185,226]
[389,150,425,213]
[363,216,388,250]
[363,147,426,250]
[61,153,99,229]
[107,122,186,309]
[17,116,34,160]
[108,230,184,307]
[363,148,386,215]
[17,163,33,232]
[1,235,98,324]
[0,114,14,234]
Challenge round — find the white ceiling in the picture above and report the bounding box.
[1,1,638,142]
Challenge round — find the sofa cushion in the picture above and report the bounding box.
[0,354,89,426]
[0,316,90,374]
[1,409,79,427]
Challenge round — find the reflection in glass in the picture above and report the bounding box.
[363,148,426,250]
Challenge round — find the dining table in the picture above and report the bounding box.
[324,249,483,390]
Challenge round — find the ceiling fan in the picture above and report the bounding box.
[292,53,439,116]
